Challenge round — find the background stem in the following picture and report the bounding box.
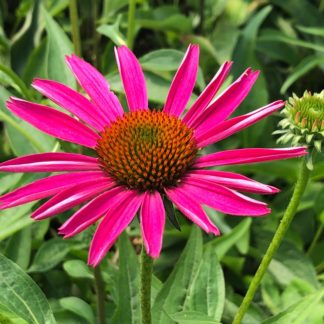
[69,0,82,57]
[140,246,153,324]
[94,265,106,324]
[233,157,311,324]
[127,0,136,49]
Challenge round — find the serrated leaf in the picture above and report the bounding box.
[111,232,140,324]
[28,238,71,273]
[0,253,56,324]
[183,245,225,321]
[152,227,203,324]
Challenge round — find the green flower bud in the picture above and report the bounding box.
[274,90,324,169]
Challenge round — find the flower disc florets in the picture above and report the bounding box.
[96,110,198,191]
[276,90,324,152]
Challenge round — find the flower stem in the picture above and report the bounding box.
[94,265,106,324]
[127,0,136,49]
[140,246,153,324]
[69,0,82,57]
[233,156,311,324]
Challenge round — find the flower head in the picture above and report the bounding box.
[0,45,307,266]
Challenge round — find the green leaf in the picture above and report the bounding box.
[169,311,217,323]
[59,297,94,324]
[0,253,56,324]
[262,289,324,324]
[152,227,203,324]
[63,260,94,280]
[183,245,225,321]
[4,226,31,270]
[97,23,127,46]
[43,7,75,88]
[111,232,140,324]
[28,238,71,273]
[0,303,28,324]
[205,218,252,260]
[280,54,324,93]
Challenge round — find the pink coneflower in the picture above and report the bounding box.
[0,45,306,266]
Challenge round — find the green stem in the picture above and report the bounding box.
[141,246,153,324]
[127,0,136,49]
[233,157,311,324]
[69,0,82,57]
[0,64,32,100]
[94,265,106,324]
[307,223,324,256]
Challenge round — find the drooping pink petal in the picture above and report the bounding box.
[194,147,307,168]
[0,153,99,173]
[183,61,232,125]
[163,44,199,117]
[165,187,220,235]
[195,100,284,147]
[0,171,106,209]
[115,46,148,111]
[32,178,115,220]
[66,54,123,122]
[32,79,107,131]
[88,190,144,266]
[181,178,271,216]
[7,97,99,148]
[140,191,165,258]
[187,170,279,194]
[58,186,126,238]
[192,68,259,131]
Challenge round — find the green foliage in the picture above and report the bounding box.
[0,0,323,323]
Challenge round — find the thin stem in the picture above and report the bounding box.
[233,157,311,324]
[127,0,136,49]
[307,223,324,256]
[94,265,106,324]
[69,0,82,57]
[141,246,153,324]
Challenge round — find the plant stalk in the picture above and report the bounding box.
[140,246,153,324]
[127,0,136,49]
[69,0,82,57]
[233,156,311,324]
[94,265,106,324]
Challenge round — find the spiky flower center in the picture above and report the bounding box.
[96,110,197,191]
[287,91,324,132]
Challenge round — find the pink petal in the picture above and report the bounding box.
[165,187,220,235]
[140,191,165,258]
[7,98,99,148]
[32,79,107,131]
[187,170,279,194]
[66,54,123,122]
[181,178,271,216]
[88,190,144,266]
[58,186,126,238]
[0,171,105,209]
[32,178,115,220]
[115,46,148,111]
[195,100,284,147]
[183,61,232,126]
[163,44,199,117]
[194,147,308,168]
[192,69,259,131]
[0,153,99,172]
